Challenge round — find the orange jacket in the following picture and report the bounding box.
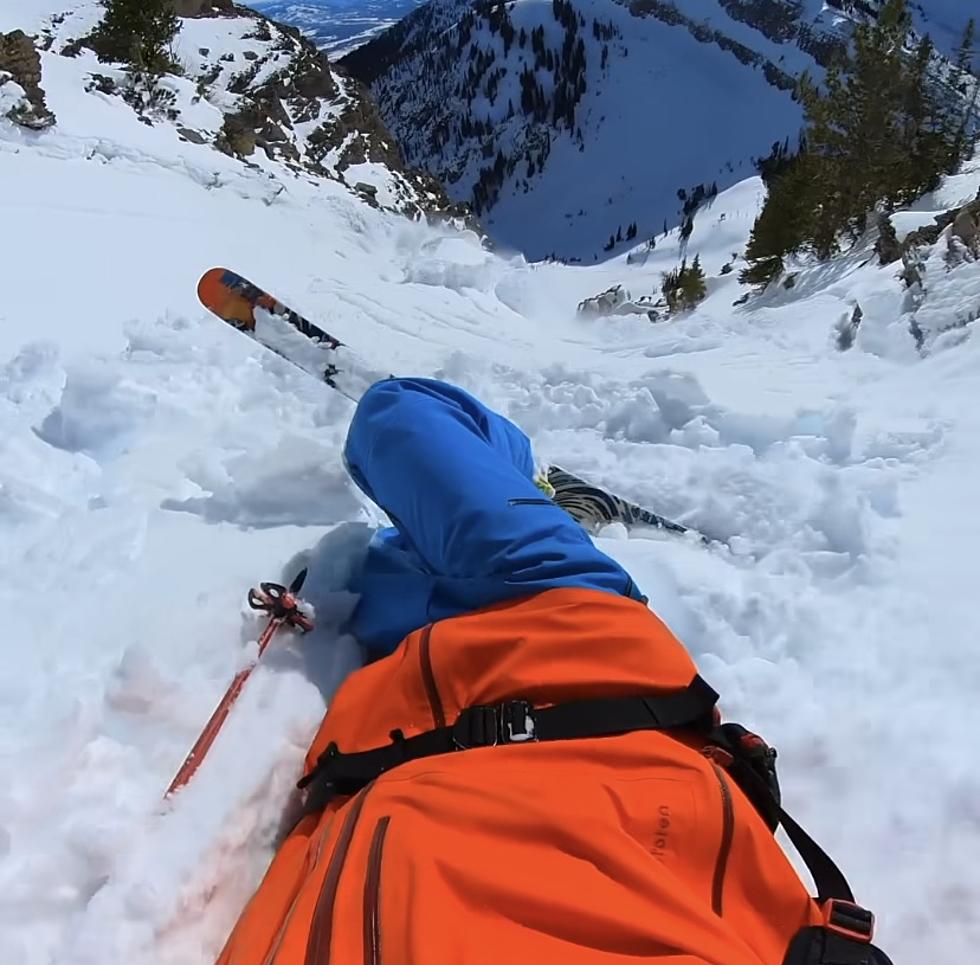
[217,589,830,964]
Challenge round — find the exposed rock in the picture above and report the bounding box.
[951,205,980,256]
[901,190,980,283]
[0,30,55,129]
[782,272,797,290]
[177,126,208,144]
[175,6,459,219]
[60,37,86,58]
[291,47,337,99]
[354,181,379,198]
[577,284,659,319]
[216,111,257,156]
[85,73,117,95]
[836,303,863,351]
[902,195,980,251]
[900,255,922,289]
[258,119,288,143]
[874,212,902,266]
[305,72,413,176]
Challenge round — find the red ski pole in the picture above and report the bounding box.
[164,570,313,799]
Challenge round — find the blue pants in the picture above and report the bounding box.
[344,379,643,655]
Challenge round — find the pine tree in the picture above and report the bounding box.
[951,19,979,162]
[742,0,972,283]
[662,256,706,313]
[741,152,819,284]
[91,0,180,74]
[955,18,975,75]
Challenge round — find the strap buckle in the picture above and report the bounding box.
[822,899,875,943]
[453,700,537,750]
[502,700,536,743]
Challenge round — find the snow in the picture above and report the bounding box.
[3,0,980,963]
[0,73,30,116]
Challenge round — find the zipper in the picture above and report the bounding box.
[363,816,391,965]
[418,625,446,728]
[711,763,735,916]
[508,497,555,506]
[305,790,370,965]
[262,814,337,965]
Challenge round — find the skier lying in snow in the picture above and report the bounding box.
[218,378,892,965]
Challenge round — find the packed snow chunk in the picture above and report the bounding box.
[578,285,627,317]
[909,232,980,350]
[164,435,363,528]
[105,645,176,716]
[604,389,671,443]
[0,341,63,408]
[35,365,156,459]
[400,231,500,292]
[577,285,657,320]
[0,73,30,117]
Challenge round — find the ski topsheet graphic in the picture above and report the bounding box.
[197,268,385,401]
[198,268,710,542]
[546,466,702,539]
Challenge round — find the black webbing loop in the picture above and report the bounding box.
[779,808,855,905]
[297,672,862,923]
[299,675,719,798]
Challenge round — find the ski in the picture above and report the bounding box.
[197,267,386,402]
[197,268,710,542]
[546,466,706,541]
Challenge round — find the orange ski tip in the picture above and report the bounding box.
[198,267,258,332]
[197,266,228,298]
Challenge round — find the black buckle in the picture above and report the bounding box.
[822,899,875,942]
[453,701,537,750]
[502,700,536,743]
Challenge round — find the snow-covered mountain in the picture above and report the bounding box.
[3,1,980,963]
[0,0,454,216]
[338,0,975,260]
[250,0,426,57]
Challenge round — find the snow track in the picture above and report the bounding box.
[3,10,980,962]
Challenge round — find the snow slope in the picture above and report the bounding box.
[0,0,451,217]
[4,3,980,964]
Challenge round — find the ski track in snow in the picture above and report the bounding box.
[3,6,980,962]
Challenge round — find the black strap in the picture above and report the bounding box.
[298,672,858,914]
[299,675,718,798]
[780,808,854,904]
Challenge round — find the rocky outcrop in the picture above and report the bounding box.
[901,191,980,264]
[18,0,458,219]
[191,8,457,218]
[951,202,980,257]
[874,213,902,266]
[577,284,659,320]
[0,30,55,130]
[835,303,863,351]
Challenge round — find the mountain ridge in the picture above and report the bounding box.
[333,0,974,260]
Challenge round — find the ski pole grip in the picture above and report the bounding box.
[249,583,286,612]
